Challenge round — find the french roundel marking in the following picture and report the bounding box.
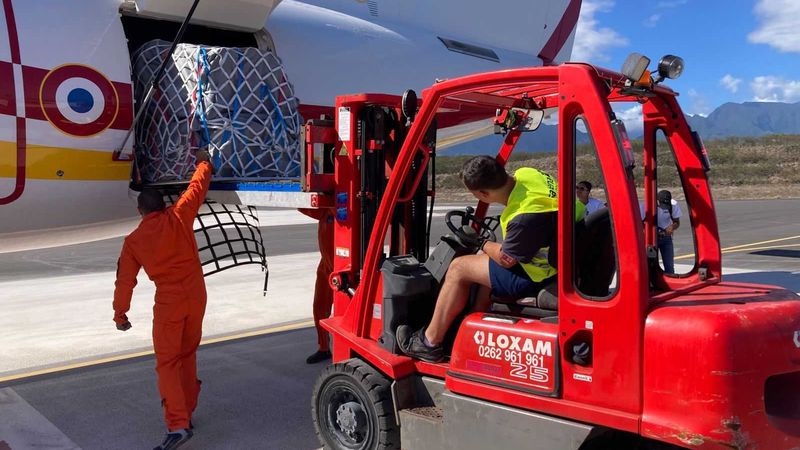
[39,64,119,137]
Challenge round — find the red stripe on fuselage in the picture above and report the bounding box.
[22,65,46,120]
[0,61,14,115]
[0,0,24,205]
[2,0,20,64]
[538,0,582,65]
[111,81,133,130]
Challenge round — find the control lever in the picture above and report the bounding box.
[462,206,474,226]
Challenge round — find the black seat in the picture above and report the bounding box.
[575,208,616,297]
[491,207,616,315]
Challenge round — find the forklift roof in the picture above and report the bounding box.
[424,63,677,124]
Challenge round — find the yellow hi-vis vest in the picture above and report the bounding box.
[499,168,586,282]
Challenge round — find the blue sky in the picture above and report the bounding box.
[571,0,800,117]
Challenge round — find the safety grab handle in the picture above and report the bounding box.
[397,143,431,203]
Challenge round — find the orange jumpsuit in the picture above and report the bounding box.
[113,161,212,431]
[299,208,334,351]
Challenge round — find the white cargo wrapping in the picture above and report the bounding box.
[132,40,302,183]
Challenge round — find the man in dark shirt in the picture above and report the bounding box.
[398,156,560,363]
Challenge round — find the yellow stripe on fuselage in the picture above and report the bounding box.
[0,141,131,181]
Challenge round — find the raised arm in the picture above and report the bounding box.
[174,149,214,224]
[113,240,141,326]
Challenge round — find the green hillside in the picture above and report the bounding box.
[435,134,800,200]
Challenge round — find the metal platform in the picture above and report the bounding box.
[207,181,324,208]
[145,180,329,208]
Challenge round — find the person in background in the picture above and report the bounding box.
[113,148,213,450]
[639,190,682,274]
[654,190,681,274]
[576,180,605,217]
[298,208,335,364]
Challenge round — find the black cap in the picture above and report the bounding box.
[657,190,672,206]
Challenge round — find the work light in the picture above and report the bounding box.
[621,53,651,81]
[657,55,684,81]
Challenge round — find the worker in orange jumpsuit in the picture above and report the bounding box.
[113,149,213,450]
[298,207,335,363]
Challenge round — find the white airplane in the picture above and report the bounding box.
[0,0,580,244]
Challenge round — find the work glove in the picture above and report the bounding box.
[195,148,215,172]
[116,321,132,331]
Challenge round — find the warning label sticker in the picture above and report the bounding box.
[338,107,351,141]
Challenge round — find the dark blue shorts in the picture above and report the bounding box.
[488,258,551,298]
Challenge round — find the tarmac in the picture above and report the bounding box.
[1,199,800,449]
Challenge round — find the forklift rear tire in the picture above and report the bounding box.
[312,358,400,450]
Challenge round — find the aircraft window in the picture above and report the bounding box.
[652,129,697,276]
[437,37,500,63]
[573,117,619,300]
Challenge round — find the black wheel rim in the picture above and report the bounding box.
[318,375,375,450]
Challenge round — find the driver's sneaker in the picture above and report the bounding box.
[397,325,444,363]
[153,428,192,450]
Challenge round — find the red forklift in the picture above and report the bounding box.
[304,55,800,449]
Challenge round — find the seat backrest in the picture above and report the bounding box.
[575,208,616,297]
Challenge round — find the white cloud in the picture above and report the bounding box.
[751,76,800,102]
[719,74,742,93]
[687,89,712,116]
[572,0,629,62]
[748,0,800,53]
[614,104,644,134]
[643,14,661,28]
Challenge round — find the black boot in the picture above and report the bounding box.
[397,325,444,363]
[306,350,332,364]
[153,429,192,450]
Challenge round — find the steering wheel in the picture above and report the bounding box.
[444,206,497,249]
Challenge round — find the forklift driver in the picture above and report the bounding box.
[398,155,565,363]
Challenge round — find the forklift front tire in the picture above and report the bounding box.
[312,358,400,450]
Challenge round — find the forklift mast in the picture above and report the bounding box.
[311,95,435,332]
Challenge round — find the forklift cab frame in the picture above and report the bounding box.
[315,63,800,449]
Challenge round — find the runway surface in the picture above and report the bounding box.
[1,199,799,449]
[1,326,324,450]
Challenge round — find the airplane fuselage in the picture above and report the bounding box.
[0,0,579,240]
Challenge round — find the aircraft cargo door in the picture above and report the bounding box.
[132,0,281,33]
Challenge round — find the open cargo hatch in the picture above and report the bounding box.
[127,0,280,32]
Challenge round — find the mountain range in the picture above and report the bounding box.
[444,101,800,155]
[685,101,800,140]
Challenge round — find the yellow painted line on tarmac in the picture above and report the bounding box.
[200,320,314,345]
[717,234,800,252]
[0,319,314,384]
[674,234,800,261]
[719,243,800,255]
